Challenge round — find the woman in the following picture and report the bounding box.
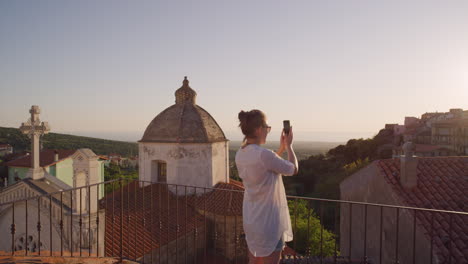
[235,109,298,264]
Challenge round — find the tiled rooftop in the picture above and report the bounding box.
[5,149,76,168]
[101,179,245,261]
[378,157,468,263]
[101,181,205,260]
[194,179,244,216]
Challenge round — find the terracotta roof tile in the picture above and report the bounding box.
[194,179,244,216]
[377,157,468,263]
[101,181,205,260]
[5,149,76,168]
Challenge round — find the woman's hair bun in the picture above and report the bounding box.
[238,110,248,123]
[237,109,266,140]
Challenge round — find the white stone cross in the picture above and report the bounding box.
[19,105,50,179]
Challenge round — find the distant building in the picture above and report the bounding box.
[5,149,105,186]
[0,144,13,156]
[340,142,468,264]
[392,108,468,156]
[431,119,468,155]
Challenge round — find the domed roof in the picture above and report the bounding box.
[140,77,228,143]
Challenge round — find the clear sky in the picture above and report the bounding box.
[1,0,467,142]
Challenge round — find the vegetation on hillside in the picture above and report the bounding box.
[290,128,393,200]
[288,199,338,256]
[103,163,139,193]
[0,126,138,157]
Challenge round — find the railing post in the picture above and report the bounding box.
[96,183,100,257]
[88,185,91,257]
[150,182,154,264]
[194,187,198,264]
[49,195,52,256]
[167,183,170,264]
[111,180,115,257]
[363,204,368,264]
[25,199,28,256]
[142,181,146,264]
[379,206,383,264]
[176,185,179,264]
[348,203,352,263]
[320,201,324,264]
[449,214,453,264]
[120,178,123,262]
[430,212,434,264]
[185,185,188,264]
[293,198,297,263]
[10,202,15,255]
[60,192,63,256]
[37,196,42,255]
[79,188,82,257]
[412,210,416,264]
[158,183,162,264]
[204,187,207,263]
[334,204,338,264]
[70,189,73,257]
[134,181,137,261]
[306,201,311,263]
[394,207,400,264]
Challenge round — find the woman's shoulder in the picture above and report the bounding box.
[235,144,265,160]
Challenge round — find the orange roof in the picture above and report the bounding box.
[194,179,244,216]
[101,181,205,260]
[378,157,468,263]
[5,149,76,168]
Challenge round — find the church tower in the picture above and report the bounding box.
[138,77,229,193]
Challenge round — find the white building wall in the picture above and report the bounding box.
[211,141,229,185]
[139,141,229,194]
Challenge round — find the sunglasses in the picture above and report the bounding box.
[263,125,272,133]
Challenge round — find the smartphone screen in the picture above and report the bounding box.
[283,120,290,135]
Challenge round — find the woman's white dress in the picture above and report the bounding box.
[235,144,295,257]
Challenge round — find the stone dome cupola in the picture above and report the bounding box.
[175,76,197,104]
[140,77,227,143]
[138,77,230,190]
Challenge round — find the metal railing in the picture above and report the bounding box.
[0,178,466,264]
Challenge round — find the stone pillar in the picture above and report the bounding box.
[19,105,50,180]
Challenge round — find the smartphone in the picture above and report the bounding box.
[283,120,291,135]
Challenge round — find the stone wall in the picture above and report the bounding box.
[0,200,105,257]
[340,162,436,264]
[140,227,205,264]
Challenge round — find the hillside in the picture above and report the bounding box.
[229,140,340,162]
[0,127,138,157]
[1,126,340,159]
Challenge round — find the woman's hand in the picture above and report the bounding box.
[277,131,287,155]
[277,128,293,155]
[284,127,293,147]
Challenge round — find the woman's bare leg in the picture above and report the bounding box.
[248,250,263,264]
[249,250,282,264]
[263,250,281,264]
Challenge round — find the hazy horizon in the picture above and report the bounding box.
[37,129,355,143]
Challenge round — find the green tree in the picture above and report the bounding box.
[288,199,338,257]
[104,163,138,193]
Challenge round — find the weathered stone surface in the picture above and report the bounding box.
[140,103,227,143]
[140,77,227,143]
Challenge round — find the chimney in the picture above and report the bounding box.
[54,150,59,162]
[400,142,418,188]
